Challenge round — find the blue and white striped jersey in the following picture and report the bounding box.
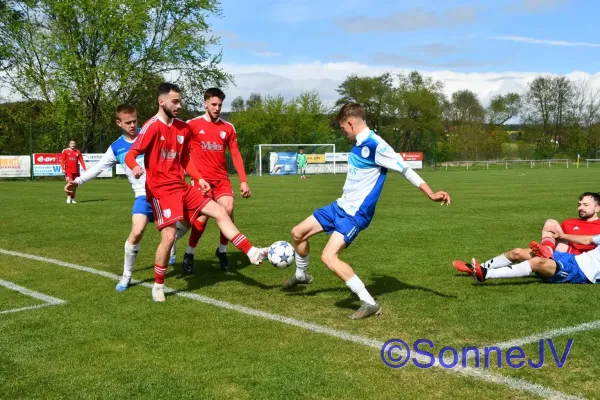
[336,128,424,228]
[75,134,146,198]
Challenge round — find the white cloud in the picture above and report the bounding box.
[494,36,600,47]
[220,61,600,110]
[506,0,568,13]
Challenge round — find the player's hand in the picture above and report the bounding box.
[428,191,450,205]
[552,232,564,240]
[64,180,78,195]
[240,182,251,198]
[197,179,211,194]
[132,165,144,179]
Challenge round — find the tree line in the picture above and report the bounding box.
[1,1,599,171]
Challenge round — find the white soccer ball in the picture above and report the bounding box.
[268,241,295,268]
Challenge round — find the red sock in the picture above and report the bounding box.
[154,264,167,284]
[232,233,253,254]
[541,237,556,250]
[188,220,206,248]
[219,232,229,246]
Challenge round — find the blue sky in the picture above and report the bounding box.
[207,0,600,109]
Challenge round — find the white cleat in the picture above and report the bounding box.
[66,197,71,203]
[249,247,269,265]
[71,199,77,204]
[115,276,131,292]
[152,283,166,302]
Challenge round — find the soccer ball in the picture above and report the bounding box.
[268,241,295,268]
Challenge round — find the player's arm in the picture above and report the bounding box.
[374,141,450,205]
[74,147,117,185]
[78,151,87,171]
[554,232,600,246]
[61,150,67,173]
[227,128,250,197]
[125,126,155,178]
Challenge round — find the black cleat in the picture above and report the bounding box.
[215,248,230,272]
[183,252,195,274]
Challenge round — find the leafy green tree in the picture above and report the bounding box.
[0,0,230,151]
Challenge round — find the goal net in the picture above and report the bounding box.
[254,144,344,176]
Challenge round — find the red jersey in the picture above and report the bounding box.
[561,218,600,254]
[127,115,193,198]
[61,148,86,174]
[187,114,247,181]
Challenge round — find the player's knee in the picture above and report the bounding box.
[161,229,176,245]
[543,219,560,229]
[131,226,145,242]
[321,251,337,268]
[291,225,304,243]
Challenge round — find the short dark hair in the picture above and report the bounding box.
[204,87,225,101]
[157,82,181,98]
[115,104,137,120]
[336,102,365,123]
[579,192,600,205]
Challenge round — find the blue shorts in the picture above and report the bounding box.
[132,195,154,222]
[313,202,362,246]
[547,252,590,284]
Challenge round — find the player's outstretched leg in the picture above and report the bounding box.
[199,201,268,265]
[183,217,207,274]
[284,215,323,288]
[321,232,381,320]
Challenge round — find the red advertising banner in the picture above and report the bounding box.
[34,153,62,165]
[399,152,423,161]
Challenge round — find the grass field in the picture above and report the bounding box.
[1,166,599,399]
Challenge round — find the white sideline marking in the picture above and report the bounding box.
[0,278,66,315]
[0,248,584,400]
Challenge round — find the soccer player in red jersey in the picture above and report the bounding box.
[173,87,251,273]
[454,192,600,279]
[125,83,267,302]
[61,140,87,204]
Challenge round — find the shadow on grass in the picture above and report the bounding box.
[136,252,278,293]
[284,274,457,310]
[75,199,109,203]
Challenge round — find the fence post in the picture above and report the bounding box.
[549,160,551,168]
[531,160,533,168]
[29,126,34,181]
[466,162,469,170]
[505,161,507,169]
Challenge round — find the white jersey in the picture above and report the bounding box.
[574,235,600,283]
[75,135,146,198]
[336,128,425,227]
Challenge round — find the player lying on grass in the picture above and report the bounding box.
[464,233,600,284]
[453,192,600,275]
[284,102,451,320]
[64,104,184,291]
[124,82,268,302]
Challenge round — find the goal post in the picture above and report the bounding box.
[255,144,337,176]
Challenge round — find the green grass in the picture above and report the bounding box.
[1,167,599,399]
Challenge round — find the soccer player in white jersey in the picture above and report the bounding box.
[65,104,161,291]
[284,102,451,320]
[468,232,600,284]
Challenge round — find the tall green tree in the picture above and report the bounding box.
[0,0,230,151]
[335,73,392,131]
[487,93,521,127]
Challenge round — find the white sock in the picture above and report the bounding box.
[218,243,228,253]
[175,221,190,240]
[486,261,532,279]
[482,254,512,269]
[123,241,140,278]
[186,245,196,256]
[295,253,309,279]
[345,275,376,305]
[247,247,257,258]
[170,243,176,258]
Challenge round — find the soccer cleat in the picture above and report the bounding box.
[71,199,77,204]
[530,241,553,259]
[115,276,131,292]
[282,274,313,289]
[168,244,176,266]
[249,247,269,265]
[453,260,474,274]
[215,248,230,272]
[183,252,195,274]
[471,258,487,283]
[152,283,166,302]
[348,301,382,320]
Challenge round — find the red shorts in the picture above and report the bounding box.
[194,179,234,201]
[149,185,211,230]
[65,172,80,181]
